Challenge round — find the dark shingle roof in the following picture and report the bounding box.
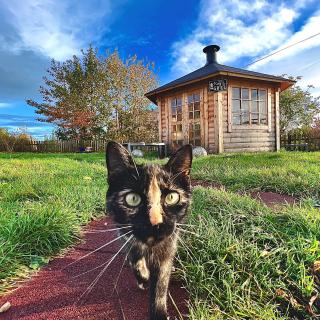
[146,61,294,103]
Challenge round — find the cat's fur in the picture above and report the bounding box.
[106,142,192,320]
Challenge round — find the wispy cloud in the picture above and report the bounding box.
[0,113,54,139]
[0,102,11,108]
[169,0,320,95]
[0,0,116,60]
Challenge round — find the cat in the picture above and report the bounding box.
[106,141,192,320]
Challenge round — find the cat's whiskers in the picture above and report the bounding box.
[62,230,132,270]
[168,168,190,184]
[112,239,135,293]
[73,234,133,279]
[84,226,132,233]
[175,232,197,261]
[176,227,199,237]
[75,234,134,304]
[176,223,195,228]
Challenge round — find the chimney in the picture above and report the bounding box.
[203,45,220,65]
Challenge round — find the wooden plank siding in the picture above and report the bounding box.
[157,76,280,154]
[222,79,278,153]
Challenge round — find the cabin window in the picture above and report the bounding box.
[189,123,201,146]
[188,93,200,119]
[232,87,267,125]
[171,97,183,145]
[188,93,201,146]
[171,98,182,121]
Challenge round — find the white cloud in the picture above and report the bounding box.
[0,0,114,60]
[170,0,320,95]
[171,0,301,75]
[0,102,11,108]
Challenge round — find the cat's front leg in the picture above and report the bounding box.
[149,257,173,320]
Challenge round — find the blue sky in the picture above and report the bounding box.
[1,0,320,139]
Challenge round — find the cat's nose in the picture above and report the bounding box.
[149,206,163,226]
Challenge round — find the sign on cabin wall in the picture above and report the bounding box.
[209,79,228,92]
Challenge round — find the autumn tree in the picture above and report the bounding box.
[280,76,320,132]
[27,48,158,141]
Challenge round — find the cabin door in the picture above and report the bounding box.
[185,91,203,147]
[169,90,204,149]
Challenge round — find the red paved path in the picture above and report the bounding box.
[0,217,188,320]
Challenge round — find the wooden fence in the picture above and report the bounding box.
[0,140,164,154]
[0,140,108,153]
[281,133,320,151]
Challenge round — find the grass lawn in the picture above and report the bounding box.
[0,151,319,319]
[0,153,107,292]
[192,151,320,201]
[178,187,320,319]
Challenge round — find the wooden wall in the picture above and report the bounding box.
[222,79,278,153]
[156,77,280,154]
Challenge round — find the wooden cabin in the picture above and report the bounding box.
[146,45,295,153]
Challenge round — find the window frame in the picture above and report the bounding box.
[170,96,184,146]
[187,91,202,146]
[231,86,268,127]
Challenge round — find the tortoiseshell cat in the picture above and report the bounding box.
[106,141,192,320]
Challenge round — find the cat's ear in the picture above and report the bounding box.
[106,141,135,177]
[165,144,193,176]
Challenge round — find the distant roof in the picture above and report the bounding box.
[146,45,295,104]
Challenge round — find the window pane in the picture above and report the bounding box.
[194,102,200,111]
[252,101,258,113]
[194,93,200,102]
[195,123,201,130]
[177,132,183,139]
[251,89,258,100]
[194,111,200,119]
[177,124,182,132]
[233,114,240,125]
[177,113,182,121]
[177,105,182,113]
[232,99,240,113]
[232,87,240,99]
[260,114,267,124]
[195,139,201,146]
[177,98,182,106]
[188,104,193,111]
[259,90,266,101]
[242,88,249,100]
[251,113,259,124]
[172,125,176,132]
[242,100,249,112]
[260,101,267,114]
[189,112,193,119]
[171,99,176,107]
[188,95,193,104]
[241,112,249,124]
[177,140,183,146]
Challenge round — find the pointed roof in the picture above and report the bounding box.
[146,45,295,104]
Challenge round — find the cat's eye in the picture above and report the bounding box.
[165,192,180,206]
[125,192,141,207]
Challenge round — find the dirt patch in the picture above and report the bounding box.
[0,217,188,320]
[192,179,297,208]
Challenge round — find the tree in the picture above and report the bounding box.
[280,76,320,132]
[27,48,158,142]
[0,128,32,152]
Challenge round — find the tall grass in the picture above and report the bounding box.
[177,187,320,319]
[0,155,106,291]
[192,151,320,200]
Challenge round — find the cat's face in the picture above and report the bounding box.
[106,142,192,246]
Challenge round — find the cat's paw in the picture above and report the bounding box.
[137,281,148,290]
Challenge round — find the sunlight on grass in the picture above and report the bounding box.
[0,154,107,292]
[177,187,320,319]
[192,151,320,200]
